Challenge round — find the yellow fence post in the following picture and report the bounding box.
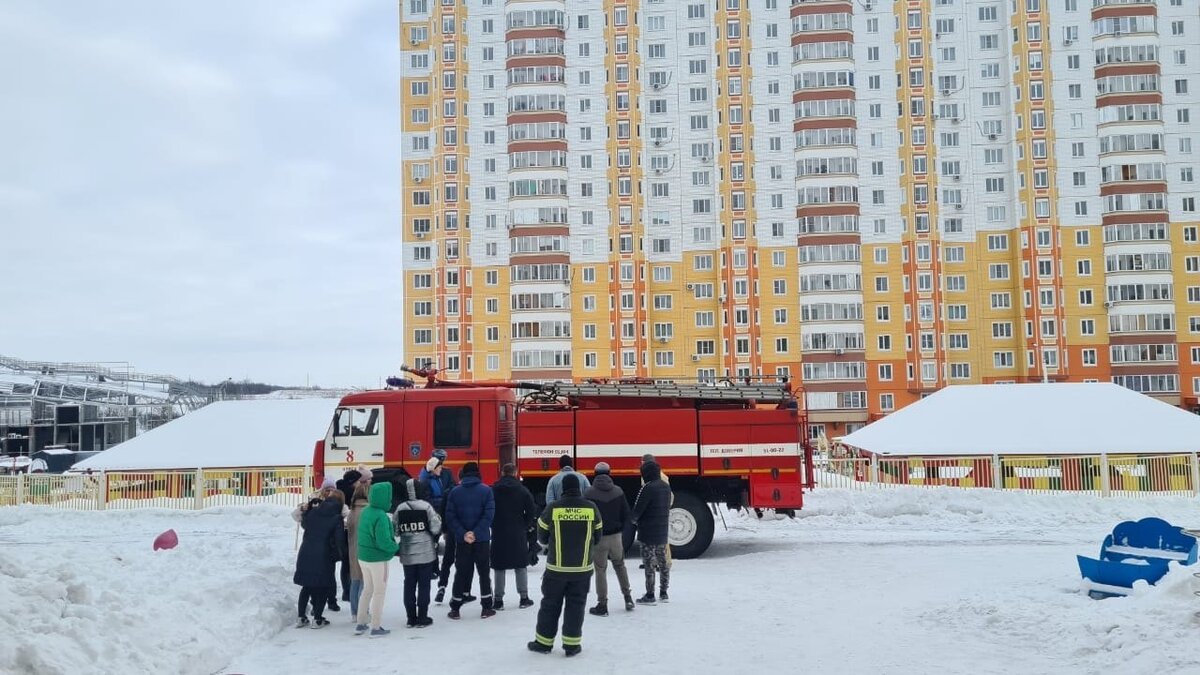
[1192,453,1200,498]
[194,468,205,511]
[1100,453,1111,498]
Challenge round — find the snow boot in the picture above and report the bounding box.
[588,602,608,617]
[416,616,434,628]
[659,590,669,603]
[312,617,330,629]
[296,617,310,628]
[447,608,461,620]
[564,645,582,657]
[624,594,635,611]
[482,607,497,619]
[435,587,446,604]
[519,596,535,609]
[493,599,504,611]
[406,616,418,628]
[636,593,656,605]
[528,641,553,655]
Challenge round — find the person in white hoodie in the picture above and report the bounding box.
[394,478,442,628]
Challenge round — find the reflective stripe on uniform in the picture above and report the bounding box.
[561,635,582,646]
[535,633,555,647]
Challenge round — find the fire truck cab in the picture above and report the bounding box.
[314,369,813,559]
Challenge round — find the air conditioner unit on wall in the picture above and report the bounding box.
[691,355,700,362]
[658,337,669,344]
[988,134,998,141]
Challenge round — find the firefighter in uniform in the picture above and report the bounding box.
[528,473,603,657]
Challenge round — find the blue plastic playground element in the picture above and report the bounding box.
[1076,517,1198,599]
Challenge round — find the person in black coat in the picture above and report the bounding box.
[293,491,347,628]
[490,463,537,610]
[632,461,672,605]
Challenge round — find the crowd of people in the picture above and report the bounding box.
[292,451,674,655]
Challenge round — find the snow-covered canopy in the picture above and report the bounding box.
[73,398,339,471]
[840,383,1200,457]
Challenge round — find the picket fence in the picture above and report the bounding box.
[2,455,1196,512]
[816,453,1200,498]
[0,467,312,510]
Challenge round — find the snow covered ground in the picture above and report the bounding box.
[5,489,1200,674]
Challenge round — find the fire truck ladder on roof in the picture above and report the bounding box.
[545,380,795,403]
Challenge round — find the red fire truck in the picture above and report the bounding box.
[313,367,814,559]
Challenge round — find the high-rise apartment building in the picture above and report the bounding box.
[402,0,1200,438]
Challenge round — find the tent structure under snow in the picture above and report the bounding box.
[72,398,339,471]
[839,383,1200,457]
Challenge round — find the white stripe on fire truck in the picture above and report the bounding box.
[520,443,803,459]
[519,443,697,458]
[699,443,803,458]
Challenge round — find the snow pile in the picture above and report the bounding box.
[73,398,338,471]
[0,506,298,675]
[5,487,1200,674]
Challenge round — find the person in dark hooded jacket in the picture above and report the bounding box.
[490,463,537,610]
[293,490,346,628]
[584,462,634,615]
[632,460,672,604]
[445,461,496,619]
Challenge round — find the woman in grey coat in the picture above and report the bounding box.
[394,479,442,627]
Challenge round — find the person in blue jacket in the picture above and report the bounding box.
[419,449,463,603]
[445,461,496,619]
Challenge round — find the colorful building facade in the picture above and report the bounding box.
[401,0,1200,438]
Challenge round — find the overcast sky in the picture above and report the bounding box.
[0,1,400,388]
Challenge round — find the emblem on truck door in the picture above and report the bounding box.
[410,442,421,458]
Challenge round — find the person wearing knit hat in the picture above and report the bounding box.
[321,476,337,491]
[419,451,462,604]
[529,470,603,656]
[584,461,634,614]
[293,479,347,628]
[445,461,496,619]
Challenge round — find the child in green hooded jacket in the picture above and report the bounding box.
[355,481,399,637]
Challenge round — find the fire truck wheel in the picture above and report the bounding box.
[668,492,714,560]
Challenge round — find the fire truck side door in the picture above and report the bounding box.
[430,403,478,470]
[326,406,385,471]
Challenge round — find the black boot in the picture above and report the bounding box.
[527,641,552,654]
[636,593,656,605]
[624,593,635,611]
[588,602,608,617]
[564,645,582,657]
